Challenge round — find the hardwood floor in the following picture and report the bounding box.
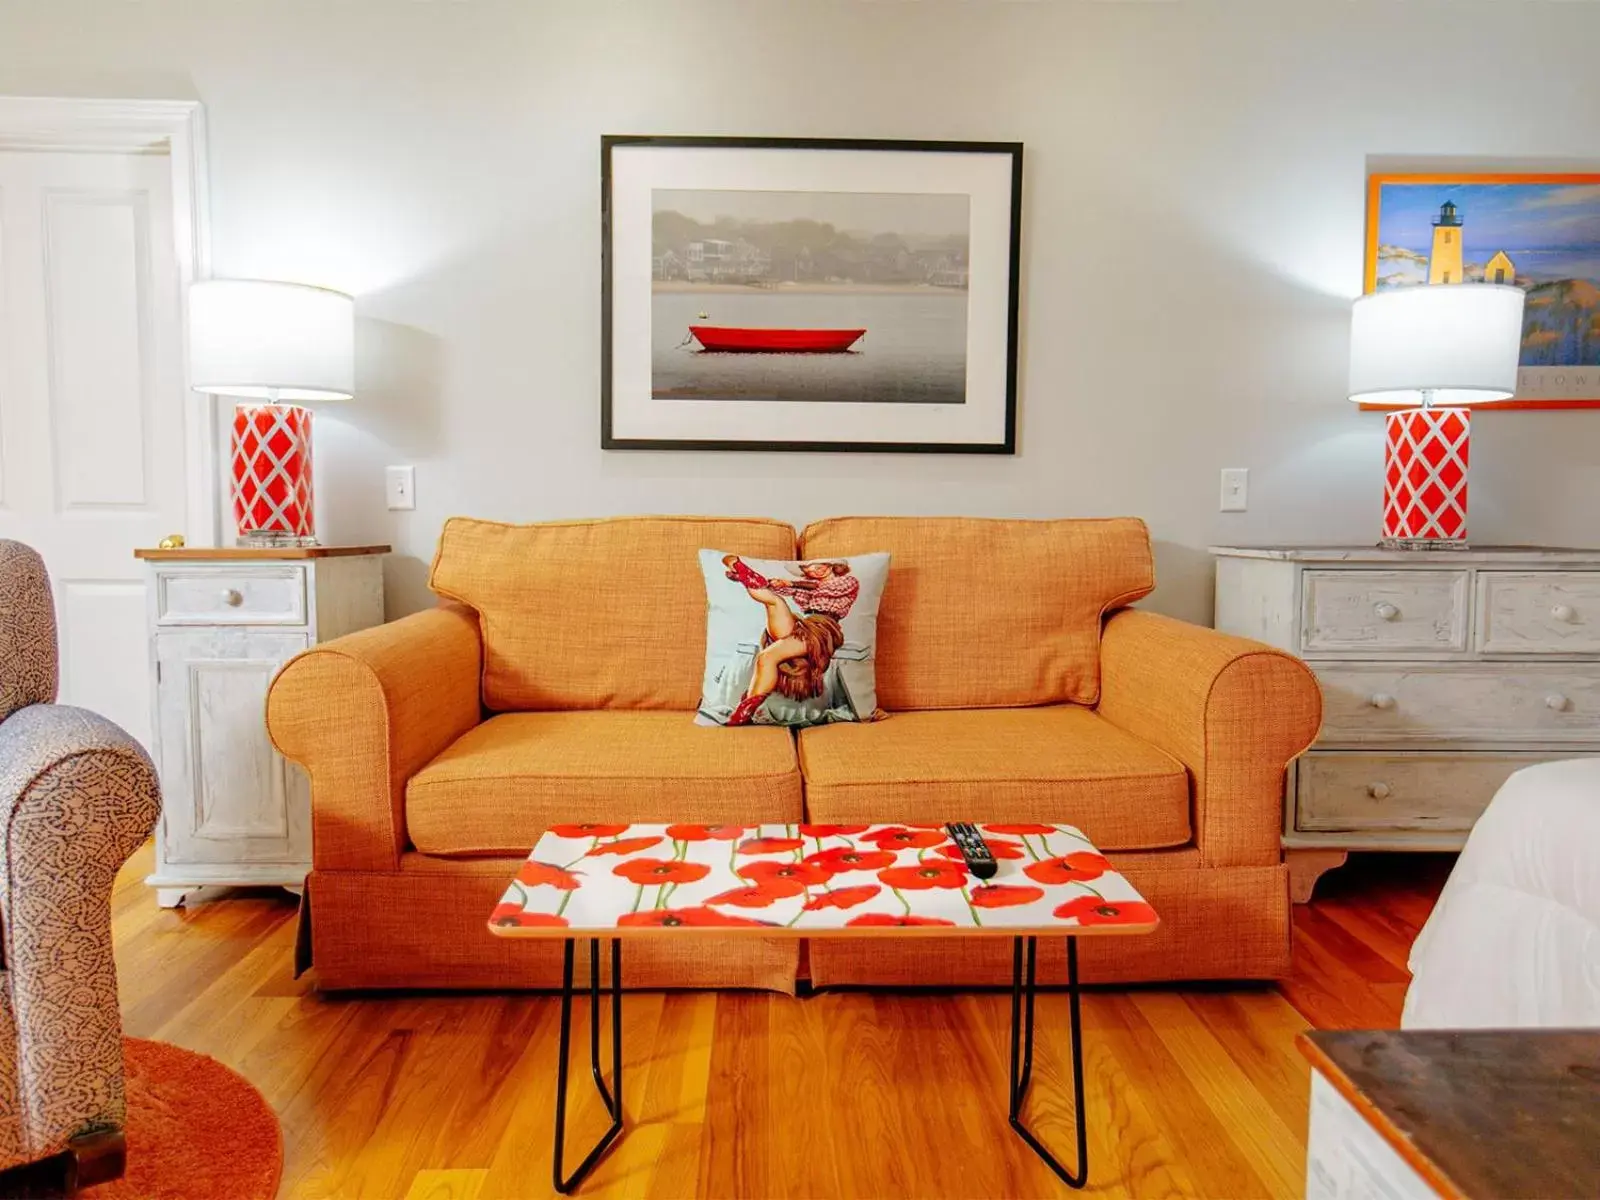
[109,850,1451,1199]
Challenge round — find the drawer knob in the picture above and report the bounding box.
[221,588,244,607]
[1552,604,1576,623]
[1546,693,1570,712]
[1368,693,1396,710]
[1373,601,1400,621]
[1367,782,1392,800]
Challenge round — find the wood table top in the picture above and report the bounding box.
[134,545,391,560]
[489,823,1159,939]
[1299,1029,1600,1200]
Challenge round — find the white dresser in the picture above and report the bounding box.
[135,545,388,907]
[1211,545,1600,901]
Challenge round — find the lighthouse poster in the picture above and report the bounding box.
[602,136,1022,451]
[1365,172,1600,408]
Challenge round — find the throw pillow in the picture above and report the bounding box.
[696,549,890,727]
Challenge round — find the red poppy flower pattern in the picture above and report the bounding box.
[1052,896,1159,928]
[859,826,945,850]
[1024,852,1111,886]
[703,885,789,908]
[803,845,897,874]
[738,859,832,888]
[736,836,805,855]
[969,884,1046,909]
[515,860,582,890]
[878,859,970,890]
[488,823,1156,934]
[490,902,570,929]
[617,907,773,928]
[612,858,711,886]
[585,835,665,857]
[803,885,881,911]
[665,824,746,841]
[548,823,629,839]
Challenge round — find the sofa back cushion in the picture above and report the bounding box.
[799,516,1154,709]
[430,516,797,711]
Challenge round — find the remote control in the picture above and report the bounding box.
[946,823,998,879]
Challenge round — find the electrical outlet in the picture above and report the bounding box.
[385,465,416,511]
[1220,467,1248,512]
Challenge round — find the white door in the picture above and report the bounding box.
[0,149,188,749]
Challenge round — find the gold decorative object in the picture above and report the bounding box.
[158,534,186,550]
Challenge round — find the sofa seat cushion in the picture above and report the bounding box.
[797,706,1190,852]
[406,711,803,857]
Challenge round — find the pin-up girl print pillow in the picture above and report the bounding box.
[696,549,890,727]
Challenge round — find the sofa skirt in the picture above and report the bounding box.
[303,853,1288,992]
[305,854,801,993]
[807,860,1291,988]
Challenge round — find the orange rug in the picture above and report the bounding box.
[84,1038,282,1200]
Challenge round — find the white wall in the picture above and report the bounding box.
[3,0,1598,623]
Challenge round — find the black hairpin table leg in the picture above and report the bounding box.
[1009,935,1088,1188]
[554,937,623,1194]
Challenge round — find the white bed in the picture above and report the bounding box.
[1403,757,1600,1030]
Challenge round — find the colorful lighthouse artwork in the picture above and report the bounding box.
[1366,172,1600,406]
[1426,200,1515,286]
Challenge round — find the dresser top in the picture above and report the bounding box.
[1300,1029,1600,1200]
[134,545,390,561]
[1210,545,1600,565]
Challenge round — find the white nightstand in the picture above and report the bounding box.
[135,545,388,907]
[1212,544,1600,901]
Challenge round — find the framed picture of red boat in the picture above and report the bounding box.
[602,135,1023,452]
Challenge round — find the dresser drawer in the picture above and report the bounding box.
[1317,663,1600,745]
[155,566,308,626]
[1295,752,1554,833]
[1301,570,1470,655]
[1476,571,1600,655]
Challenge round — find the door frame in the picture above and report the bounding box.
[0,96,217,545]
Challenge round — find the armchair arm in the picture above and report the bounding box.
[1097,609,1322,868]
[0,704,159,1160]
[267,603,483,872]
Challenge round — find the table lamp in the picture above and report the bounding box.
[188,280,354,547]
[1347,283,1525,548]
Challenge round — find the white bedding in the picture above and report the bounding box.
[1402,757,1600,1030]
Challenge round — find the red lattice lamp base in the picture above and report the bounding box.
[1382,407,1470,548]
[231,403,316,547]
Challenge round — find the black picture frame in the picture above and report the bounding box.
[601,135,1023,453]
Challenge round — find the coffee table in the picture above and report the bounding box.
[489,821,1159,1194]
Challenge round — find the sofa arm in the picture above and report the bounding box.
[1097,609,1322,868]
[268,603,483,872]
[0,704,159,1161]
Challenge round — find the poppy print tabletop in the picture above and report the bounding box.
[488,823,1159,937]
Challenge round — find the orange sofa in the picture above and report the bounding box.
[266,515,1321,992]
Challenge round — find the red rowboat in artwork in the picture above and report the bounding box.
[688,325,866,353]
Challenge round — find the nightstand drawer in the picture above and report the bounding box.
[1296,752,1549,833]
[155,566,308,626]
[1476,571,1600,655]
[1317,663,1600,745]
[1301,570,1470,654]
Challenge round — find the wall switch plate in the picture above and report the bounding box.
[385,465,416,511]
[1220,467,1248,512]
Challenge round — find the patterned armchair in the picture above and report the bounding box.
[0,541,159,1189]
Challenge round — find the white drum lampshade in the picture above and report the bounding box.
[1347,284,1525,548]
[1348,283,1524,408]
[188,280,355,547]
